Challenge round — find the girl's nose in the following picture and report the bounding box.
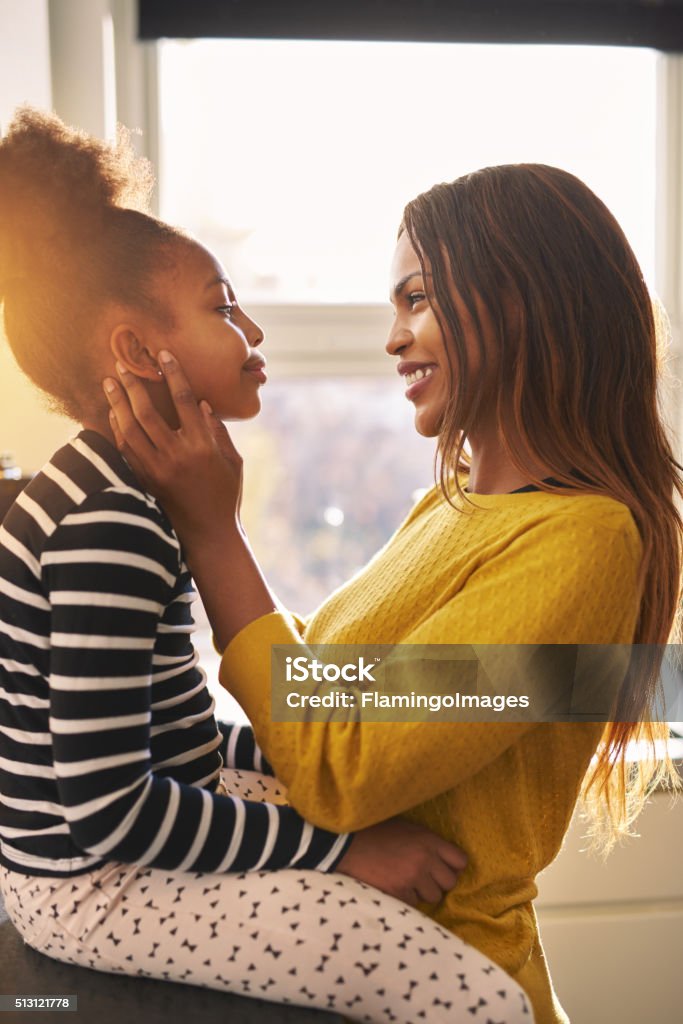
[246,315,264,347]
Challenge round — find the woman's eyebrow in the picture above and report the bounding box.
[390,271,429,303]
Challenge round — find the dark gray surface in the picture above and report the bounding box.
[0,891,343,1024]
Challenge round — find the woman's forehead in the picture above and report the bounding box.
[391,232,422,279]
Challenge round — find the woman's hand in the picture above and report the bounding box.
[336,818,468,906]
[103,351,242,543]
[103,351,278,649]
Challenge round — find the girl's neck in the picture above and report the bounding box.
[80,413,117,447]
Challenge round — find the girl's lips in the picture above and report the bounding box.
[244,366,267,385]
[405,368,436,401]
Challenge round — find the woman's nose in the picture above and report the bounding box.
[386,324,412,357]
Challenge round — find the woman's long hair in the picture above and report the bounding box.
[402,164,683,855]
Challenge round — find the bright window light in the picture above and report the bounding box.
[158,40,657,303]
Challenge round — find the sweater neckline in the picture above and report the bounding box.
[460,473,591,508]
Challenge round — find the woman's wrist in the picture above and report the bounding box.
[185,524,278,650]
[177,511,243,557]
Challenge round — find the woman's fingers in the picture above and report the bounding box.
[107,408,153,491]
[157,350,204,441]
[101,355,244,526]
[103,376,159,463]
[200,402,243,465]
[113,362,174,451]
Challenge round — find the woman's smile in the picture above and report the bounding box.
[398,361,438,401]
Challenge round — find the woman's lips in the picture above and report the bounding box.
[404,367,436,401]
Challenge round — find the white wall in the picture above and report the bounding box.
[536,791,683,1024]
[0,0,153,472]
[0,0,51,133]
[0,0,75,472]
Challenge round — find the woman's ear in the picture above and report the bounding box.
[109,325,163,381]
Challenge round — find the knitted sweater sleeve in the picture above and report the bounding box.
[219,513,643,831]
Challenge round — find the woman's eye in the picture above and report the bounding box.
[217,303,236,319]
[407,291,426,308]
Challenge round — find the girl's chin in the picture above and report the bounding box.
[216,397,262,421]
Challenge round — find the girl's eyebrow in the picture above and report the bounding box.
[390,271,431,303]
[205,274,232,291]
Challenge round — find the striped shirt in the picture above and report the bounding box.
[0,430,351,877]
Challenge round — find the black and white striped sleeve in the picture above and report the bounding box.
[217,720,274,775]
[42,488,352,874]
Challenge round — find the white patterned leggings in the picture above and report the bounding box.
[0,770,534,1024]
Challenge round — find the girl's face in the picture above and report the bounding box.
[150,240,266,420]
[386,232,493,439]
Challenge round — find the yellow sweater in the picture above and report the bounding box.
[219,483,643,1024]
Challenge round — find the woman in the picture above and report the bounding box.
[106,164,683,1024]
[0,108,531,1024]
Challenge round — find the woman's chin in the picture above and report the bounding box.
[413,407,441,438]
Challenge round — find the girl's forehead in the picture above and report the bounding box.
[165,239,230,292]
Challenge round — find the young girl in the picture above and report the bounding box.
[106,165,683,1024]
[0,109,533,1023]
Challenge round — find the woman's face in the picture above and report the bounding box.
[149,240,266,420]
[386,232,451,437]
[387,231,492,439]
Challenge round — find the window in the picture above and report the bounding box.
[158,40,657,303]
[155,39,663,721]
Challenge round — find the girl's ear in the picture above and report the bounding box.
[109,325,163,381]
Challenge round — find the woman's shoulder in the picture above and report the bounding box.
[497,491,642,571]
[533,491,641,547]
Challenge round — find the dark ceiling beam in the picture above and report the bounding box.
[138,1,683,51]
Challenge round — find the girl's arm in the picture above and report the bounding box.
[43,485,350,872]
[216,720,274,775]
[45,462,467,900]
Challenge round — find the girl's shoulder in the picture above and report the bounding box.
[4,429,179,568]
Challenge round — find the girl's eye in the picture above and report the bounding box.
[407,291,426,308]
[217,303,236,319]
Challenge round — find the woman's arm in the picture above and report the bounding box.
[103,354,642,831]
[218,514,642,831]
